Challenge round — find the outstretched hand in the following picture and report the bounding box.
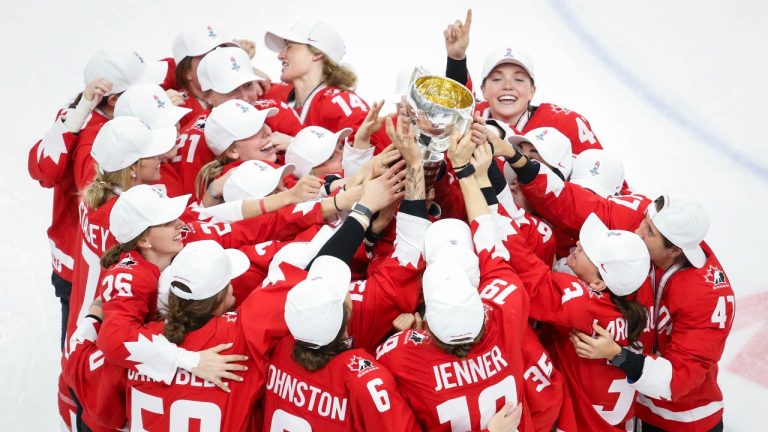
[191,343,249,393]
[354,100,387,149]
[448,129,476,168]
[359,160,407,213]
[386,116,421,167]
[444,9,473,60]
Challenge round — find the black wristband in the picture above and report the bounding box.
[481,187,499,206]
[85,314,103,324]
[446,56,468,85]
[513,159,541,184]
[456,164,476,179]
[400,199,428,220]
[505,152,524,166]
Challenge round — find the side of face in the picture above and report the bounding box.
[481,64,535,123]
[206,80,263,107]
[566,241,605,291]
[227,124,276,162]
[135,156,162,183]
[142,219,185,256]
[635,216,677,266]
[278,42,321,82]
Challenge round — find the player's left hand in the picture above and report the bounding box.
[165,89,186,107]
[233,38,256,58]
[569,323,622,360]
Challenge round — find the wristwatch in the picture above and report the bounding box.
[350,202,373,220]
[609,347,629,368]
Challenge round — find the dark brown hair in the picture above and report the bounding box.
[428,325,486,359]
[292,306,351,371]
[164,283,228,344]
[100,229,148,268]
[174,57,195,93]
[609,293,648,350]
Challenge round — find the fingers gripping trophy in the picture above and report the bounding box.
[404,67,475,189]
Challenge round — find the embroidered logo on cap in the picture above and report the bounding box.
[235,102,249,113]
[505,47,514,58]
[590,161,601,176]
[207,25,218,38]
[535,129,548,141]
[153,94,166,109]
[310,129,326,139]
[230,56,241,71]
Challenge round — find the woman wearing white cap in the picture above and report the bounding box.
[443,10,604,158]
[264,21,385,148]
[173,46,303,195]
[499,143,733,432]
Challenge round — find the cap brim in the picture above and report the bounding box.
[225,248,250,280]
[683,244,706,268]
[485,58,534,82]
[150,194,190,227]
[334,128,353,143]
[265,29,305,54]
[154,105,193,128]
[507,134,531,147]
[571,177,614,198]
[579,213,609,271]
[145,126,178,157]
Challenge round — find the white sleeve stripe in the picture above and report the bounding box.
[630,355,673,400]
[636,395,723,423]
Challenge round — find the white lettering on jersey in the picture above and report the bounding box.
[433,345,509,391]
[265,365,348,421]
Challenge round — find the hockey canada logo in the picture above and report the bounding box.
[705,265,729,289]
[407,331,426,345]
[153,94,165,109]
[230,56,241,71]
[224,312,238,323]
[193,116,207,131]
[116,256,137,268]
[347,355,376,376]
[207,25,217,38]
[535,130,548,141]
[590,161,601,176]
[310,129,326,139]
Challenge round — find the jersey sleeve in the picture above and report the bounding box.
[28,112,78,187]
[351,212,429,352]
[236,274,294,361]
[346,360,420,432]
[73,127,100,191]
[520,325,564,432]
[528,104,603,155]
[253,99,302,136]
[519,163,644,235]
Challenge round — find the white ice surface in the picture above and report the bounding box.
[1,1,764,430]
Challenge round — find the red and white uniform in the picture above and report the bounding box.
[125,269,296,431]
[72,111,110,191]
[519,163,734,431]
[520,325,568,432]
[262,338,419,432]
[27,110,81,281]
[500,217,638,431]
[377,214,533,432]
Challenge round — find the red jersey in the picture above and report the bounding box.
[518,163,733,431]
[125,270,295,431]
[377,214,532,432]
[263,338,419,432]
[72,111,110,191]
[27,111,80,280]
[252,98,303,136]
[172,111,212,196]
[500,219,638,431]
[520,325,567,432]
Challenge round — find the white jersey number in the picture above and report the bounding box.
[592,378,635,425]
[436,375,518,431]
[130,387,221,431]
[711,295,735,329]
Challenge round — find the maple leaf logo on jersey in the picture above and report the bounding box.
[347,355,375,375]
[153,94,165,109]
[705,265,729,289]
[116,256,137,268]
[407,331,426,345]
[230,56,241,71]
[206,25,217,38]
[590,161,601,176]
[192,115,207,131]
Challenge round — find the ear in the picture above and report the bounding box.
[224,145,239,160]
[107,94,120,108]
[589,279,607,292]
[137,235,151,250]
[311,51,325,62]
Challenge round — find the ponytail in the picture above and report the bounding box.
[308,46,357,91]
[195,153,232,199]
[164,283,228,345]
[100,230,147,268]
[82,162,136,210]
[609,293,647,350]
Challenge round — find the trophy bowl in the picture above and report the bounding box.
[406,74,475,153]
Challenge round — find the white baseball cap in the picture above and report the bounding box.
[579,213,650,296]
[424,219,480,288]
[570,149,625,198]
[169,240,250,301]
[285,126,351,177]
[115,83,191,128]
[223,160,295,202]
[481,46,535,84]
[91,116,177,172]
[84,49,167,96]
[646,195,709,268]
[109,184,190,243]
[423,261,485,345]
[197,47,262,94]
[284,255,352,347]
[265,21,346,64]
[172,24,237,64]
[204,99,278,155]
[508,127,573,179]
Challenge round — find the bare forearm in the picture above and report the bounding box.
[405,164,425,200]
[458,175,490,221]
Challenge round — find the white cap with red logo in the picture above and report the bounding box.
[265,21,346,64]
[109,184,190,243]
[284,256,352,347]
[508,127,573,179]
[115,83,191,128]
[646,195,709,268]
[169,240,249,301]
[579,213,650,296]
[204,99,278,155]
[84,49,167,95]
[285,126,351,177]
[480,46,535,84]
[570,149,625,198]
[172,24,237,64]
[197,47,262,94]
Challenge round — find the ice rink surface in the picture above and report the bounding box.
[1,0,764,430]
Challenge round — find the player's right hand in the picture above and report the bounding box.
[191,343,248,393]
[487,402,523,432]
[444,9,472,60]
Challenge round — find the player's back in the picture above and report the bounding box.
[377,304,528,432]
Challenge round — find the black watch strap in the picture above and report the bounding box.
[609,347,629,368]
[351,202,373,219]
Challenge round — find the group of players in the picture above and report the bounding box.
[27,9,734,432]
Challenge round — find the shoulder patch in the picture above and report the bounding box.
[347,354,377,377]
[405,330,427,345]
[116,256,138,269]
[704,265,730,289]
[191,115,207,132]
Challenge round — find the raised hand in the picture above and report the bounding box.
[443,9,473,60]
[165,89,186,107]
[83,78,113,104]
[359,160,407,213]
[233,38,256,58]
[354,100,387,149]
[190,343,249,393]
[386,116,421,167]
[288,175,324,203]
[448,129,476,168]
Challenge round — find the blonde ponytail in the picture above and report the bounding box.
[308,46,357,91]
[81,162,136,210]
[195,152,232,200]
